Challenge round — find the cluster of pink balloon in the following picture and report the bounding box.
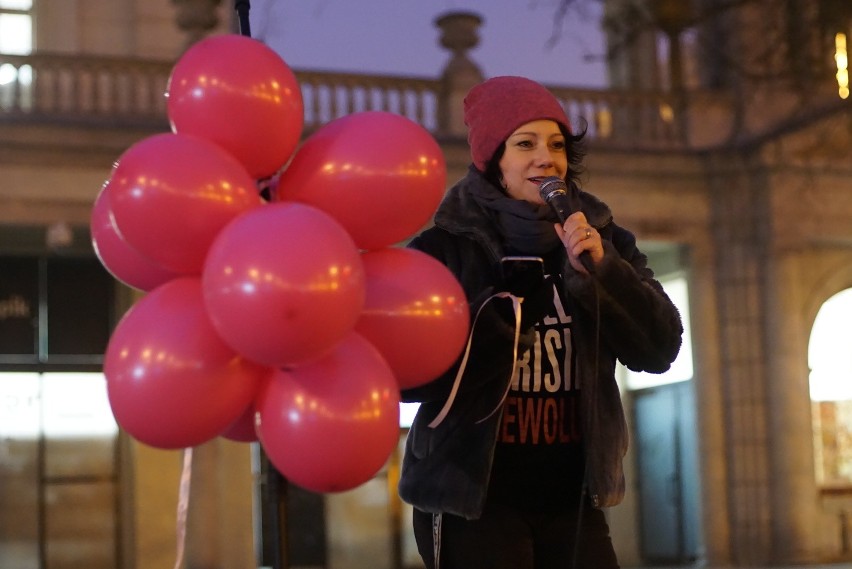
[90,34,470,493]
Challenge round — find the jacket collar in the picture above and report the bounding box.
[433,165,614,260]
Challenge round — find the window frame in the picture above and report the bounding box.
[0,0,33,56]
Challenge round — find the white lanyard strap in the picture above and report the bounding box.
[428,292,522,429]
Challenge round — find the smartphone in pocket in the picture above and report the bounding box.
[500,256,545,296]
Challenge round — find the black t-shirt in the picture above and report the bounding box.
[487,273,585,512]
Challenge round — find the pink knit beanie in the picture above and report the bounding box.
[463,76,571,172]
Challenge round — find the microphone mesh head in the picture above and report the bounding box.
[538,177,567,201]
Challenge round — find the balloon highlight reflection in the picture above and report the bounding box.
[94,34,468,494]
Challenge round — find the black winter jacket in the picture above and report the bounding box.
[398,166,683,519]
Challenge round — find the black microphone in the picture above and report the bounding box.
[538,177,594,273]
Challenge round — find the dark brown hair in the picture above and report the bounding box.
[482,121,588,193]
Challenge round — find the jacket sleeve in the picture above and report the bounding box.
[399,231,531,404]
[565,222,683,373]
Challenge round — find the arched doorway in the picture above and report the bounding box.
[810,288,852,487]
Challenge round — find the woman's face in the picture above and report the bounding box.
[498,119,568,205]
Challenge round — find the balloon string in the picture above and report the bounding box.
[173,447,193,569]
[428,292,522,429]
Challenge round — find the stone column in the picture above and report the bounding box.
[185,439,256,569]
[434,12,485,137]
[688,229,733,566]
[649,0,692,142]
[172,0,222,49]
[128,443,183,569]
[765,250,824,563]
[709,154,773,565]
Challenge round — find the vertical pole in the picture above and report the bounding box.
[256,449,288,569]
[233,4,288,567]
[235,0,252,37]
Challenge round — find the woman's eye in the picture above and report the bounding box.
[551,141,566,150]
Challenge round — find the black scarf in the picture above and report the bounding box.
[466,178,563,256]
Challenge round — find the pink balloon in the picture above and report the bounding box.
[104,278,267,449]
[167,34,304,179]
[256,332,400,493]
[274,111,447,250]
[221,403,259,443]
[108,133,261,275]
[356,248,470,389]
[90,181,182,291]
[202,202,366,367]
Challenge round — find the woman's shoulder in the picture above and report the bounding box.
[408,225,493,277]
[407,226,464,261]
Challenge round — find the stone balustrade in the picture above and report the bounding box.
[295,69,440,133]
[0,51,688,151]
[0,53,172,127]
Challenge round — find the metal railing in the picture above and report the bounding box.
[0,51,686,150]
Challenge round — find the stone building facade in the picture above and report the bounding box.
[1,1,851,568]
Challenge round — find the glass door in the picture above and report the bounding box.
[0,372,119,569]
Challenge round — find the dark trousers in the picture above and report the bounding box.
[412,501,620,569]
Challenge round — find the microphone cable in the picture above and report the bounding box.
[571,273,602,569]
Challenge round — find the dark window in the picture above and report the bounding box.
[0,255,115,366]
[47,258,113,358]
[0,256,38,356]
